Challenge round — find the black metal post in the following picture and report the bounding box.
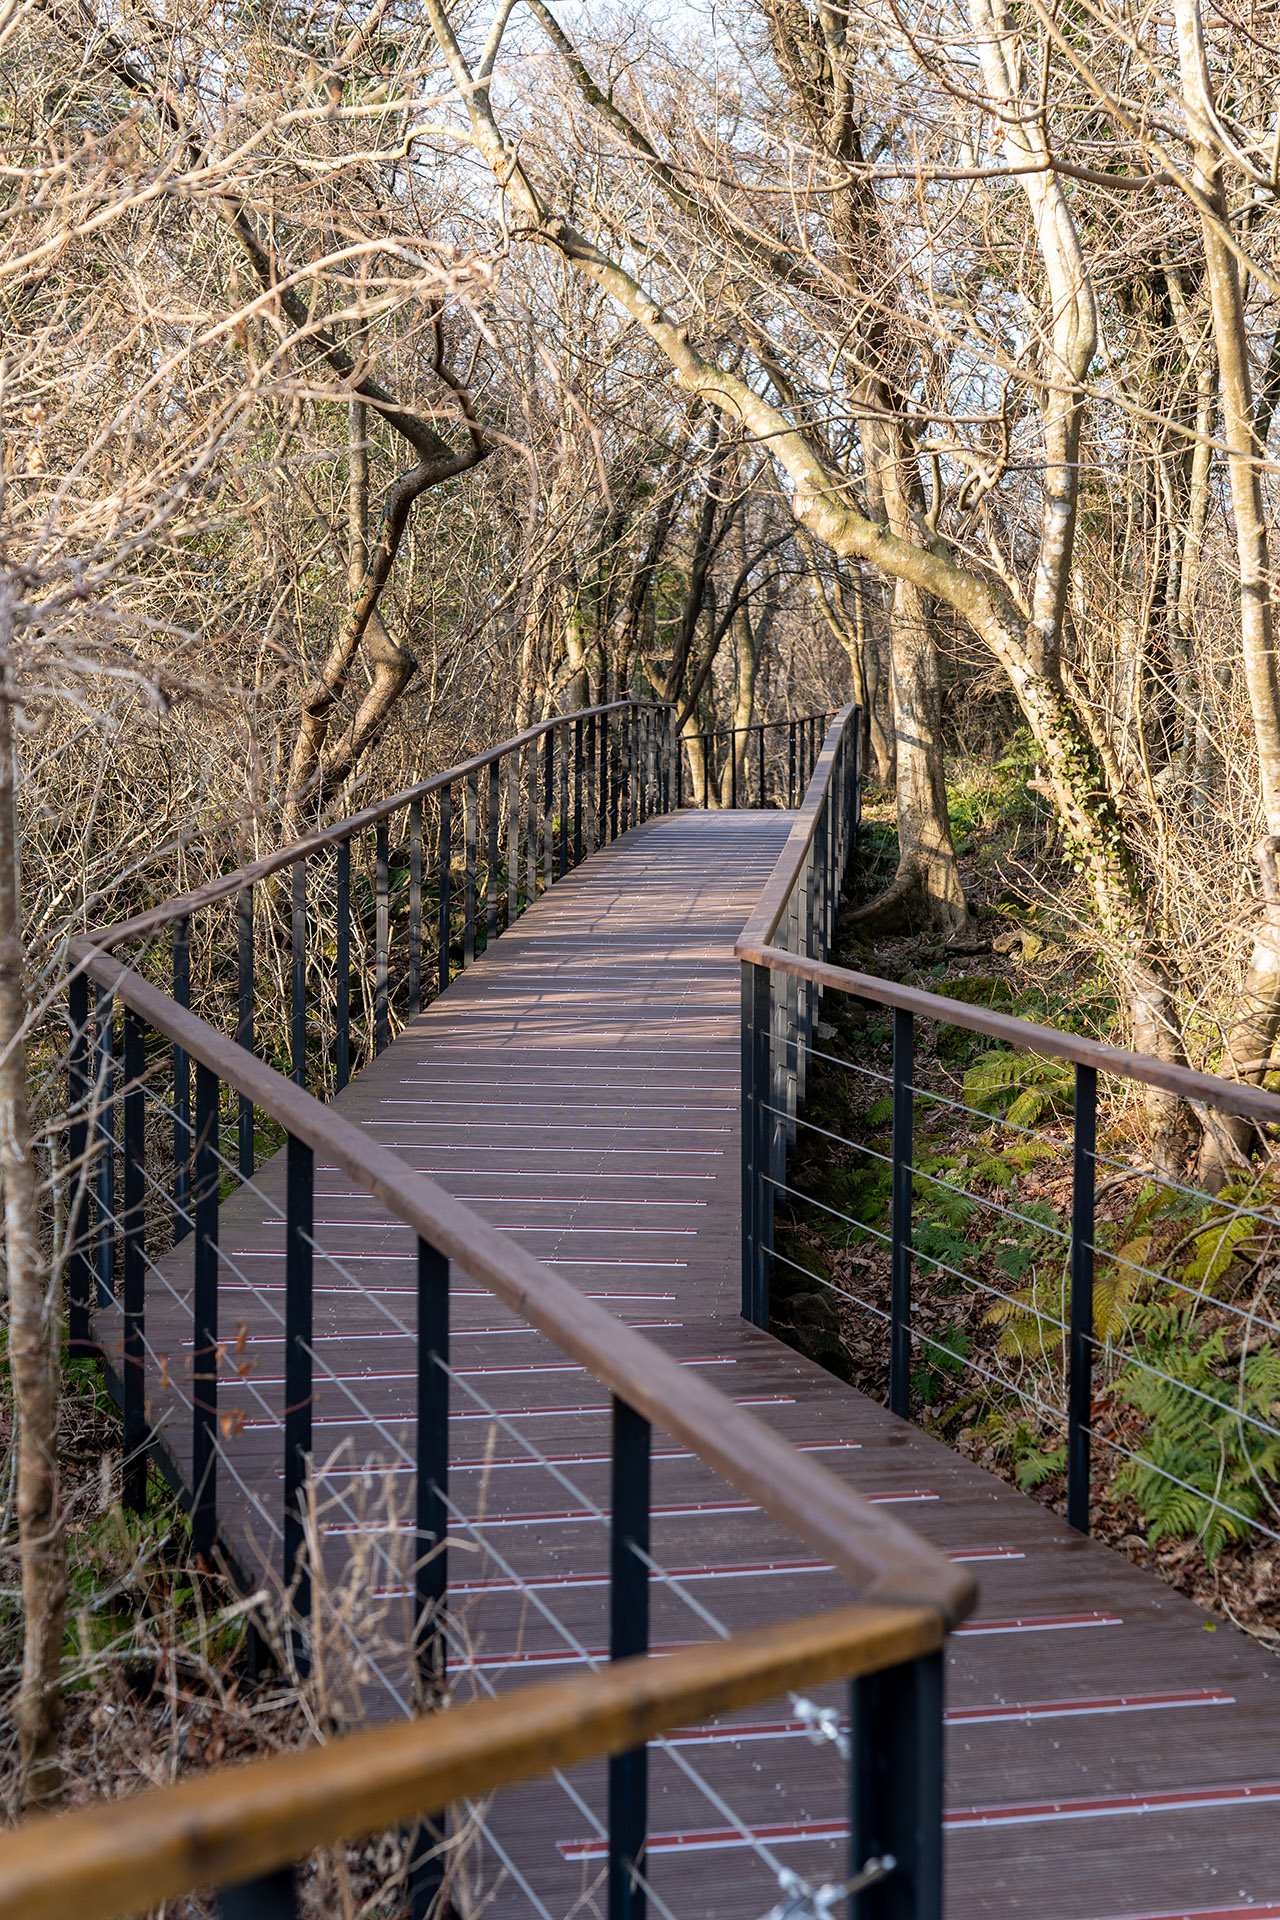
[376,820,390,1055]
[487,764,500,943]
[237,888,254,1177]
[889,1009,914,1419]
[438,786,452,999]
[757,724,765,807]
[558,721,570,876]
[94,983,115,1306]
[291,858,306,1087]
[1068,1063,1097,1534]
[220,1869,298,1920]
[586,713,598,854]
[192,1061,219,1561]
[464,769,478,964]
[122,1008,147,1512]
[285,1131,313,1661]
[542,726,555,889]
[416,1236,450,1674]
[67,971,93,1354]
[601,711,612,843]
[412,1235,450,1920]
[741,961,772,1328]
[849,1652,944,1920]
[525,745,538,903]
[508,756,520,927]
[608,1397,651,1920]
[173,915,191,1245]
[730,727,738,810]
[410,799,423,1016]
[336,839,351,1092]
[573,718,584,865]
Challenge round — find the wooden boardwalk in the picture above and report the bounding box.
[112,811,1280,1920]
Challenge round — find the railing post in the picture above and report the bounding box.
[889,1009,914,1421]
[285,1131,313,1665]
[526,746,538,902]
[438,785,453,999]
[608,1396,651,1920]
[788,720,797,806]
[573,717,584,866]
[192,1061,220,1562]
[336,839,351,1091]
[543,726,555,889]
[94,983,116,1306]
[220,1868,298,1920]
[465,769,478,963]
[122,1007,147,1512]
[558,723,570,875]
[586,713,599,853]
[412,1235,450,1920]
[757,723,765,807]
[375,821,390,1054]
[1068,1063,1097,1535]
[67,970,93,1355]
[487,763,501,943]
[291,858,306,1087]
[416,1237,449,1675]
[741,960,772,1328]
[730,726,739,809]
[608,712,620,841]
[173,915,191,1245]
[850,1651,944,1920]
[508,754,520,926]
[237,888,254,1177]
[410,799,424,1014]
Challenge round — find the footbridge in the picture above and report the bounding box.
[5,703,1279,1920]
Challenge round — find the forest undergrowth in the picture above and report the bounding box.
[0,1357,482,1913]
[773,742,1280,1647]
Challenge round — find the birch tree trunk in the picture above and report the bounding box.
[0,662,67,1808]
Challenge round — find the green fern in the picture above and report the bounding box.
[1115,1317,1280,1564]
[865,1094,893,1127]
[1015,1438,1068,1491]
[962,1047,1075,1128]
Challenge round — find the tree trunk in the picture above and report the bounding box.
[1176,0,1280,1180]
[719,515,759,806]
[0,668,67,1808]
[855,419,968,935]
[847,576,968,935]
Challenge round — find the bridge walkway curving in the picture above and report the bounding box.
[114,808,1280,1920]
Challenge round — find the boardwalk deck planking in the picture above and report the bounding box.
[99,811,1280,1920]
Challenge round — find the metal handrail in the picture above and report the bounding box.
[737,708,861,1329]
[73,938,975,1624]
[736,705,1280,1540]
[55,695,960,1920]
[0,1605,943,1920]
[79,699,668,957]
[737,707,858,956]
[736,944,1280,1129]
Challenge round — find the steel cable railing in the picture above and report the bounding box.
[737,708,1280,1564]
[55,943,962,1920]
[34,703,965,1920]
